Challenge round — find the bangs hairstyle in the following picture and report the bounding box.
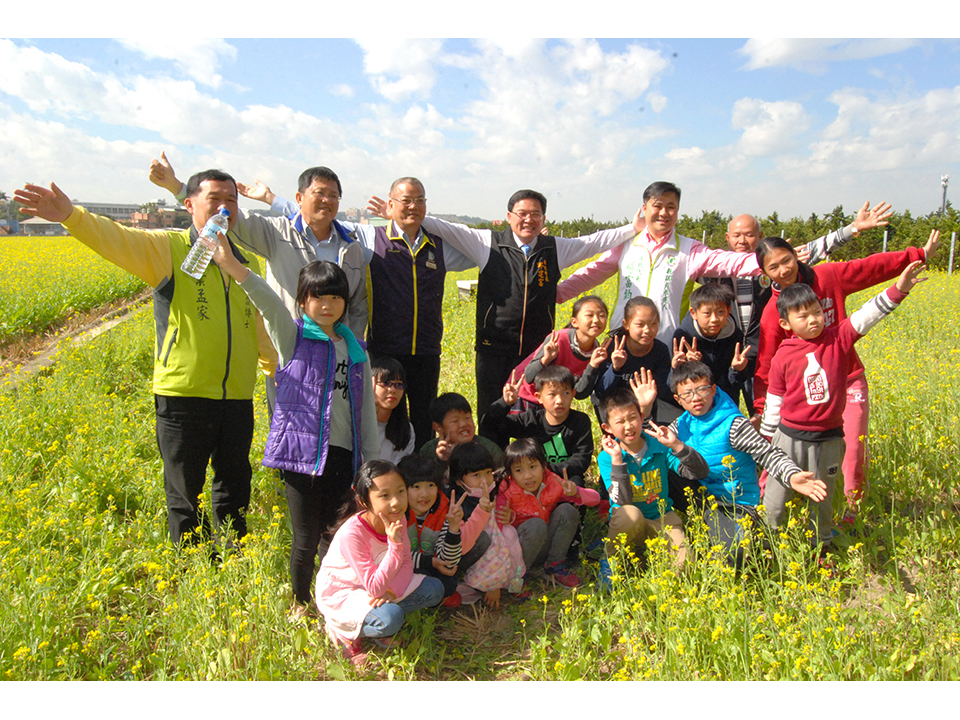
[776,283,821,320]
[669,361,715,394]
[566,295,609,328]
[298,166,342,196]
[601,387,643,420]
[429,392,472,426]
[534,364,574,392]
[372,357,411,453]
[184,169,237,198]
[503,438,547,471]
[338,459,401,521]
[755,237,815,286]
[396,454,445,493]
[611,295,659,341]
[295,261,350,321]
[447,440,497,490]
[689,283,735,310]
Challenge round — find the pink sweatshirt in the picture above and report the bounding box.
[315,513,423,640]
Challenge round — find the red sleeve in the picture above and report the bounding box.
[820,247,924,296]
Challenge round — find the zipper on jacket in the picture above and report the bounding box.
[313,337,335,475]
[518,247,530,356]
[161,327,178,367]
[221,272,233,400]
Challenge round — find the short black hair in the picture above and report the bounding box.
[448,440,496,491]
[298,166,343,196]
[185,169,237,198]
[429,392,472,426]
[601,387,643,420]
[776,283,821,320]
[534,364,575,392]
[503,438,547,473]
[507,189,547,215]
[295,261,349,323]
[642,181,681,204]
[397,454,445,489]
[670,361,714,394]
[690,283,735,311]
[390,177,425,196]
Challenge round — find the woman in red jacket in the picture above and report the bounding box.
[752,231,939,519]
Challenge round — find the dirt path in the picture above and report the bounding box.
[0,289,152,382]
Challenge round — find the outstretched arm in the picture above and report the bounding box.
[555,245,622,303]
[801,201,893,266]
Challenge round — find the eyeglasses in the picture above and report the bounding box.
[310,191,341,202]
[376,380,407,391]
[390,196,427,207]
[510,210,543,221]
[676,385,713,402]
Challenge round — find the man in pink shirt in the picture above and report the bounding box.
[556,181,762,342]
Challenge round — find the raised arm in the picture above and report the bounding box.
[16,182,172,287]
[801,201,893,266]
[555,245,622,303]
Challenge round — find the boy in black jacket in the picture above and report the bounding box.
[480,365,594,563]
[671,283,751,406]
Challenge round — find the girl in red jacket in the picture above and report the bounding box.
[496,438,600,587]
[752,231,939,516]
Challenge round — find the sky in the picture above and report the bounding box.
[3,11,958,225]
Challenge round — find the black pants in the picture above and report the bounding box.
[283,446,354,605]
[154,395,254,545]
[370,352,440,452]
[475,351,520,445]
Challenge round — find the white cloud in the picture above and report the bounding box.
[738,39,920,73]
[733,98,811,156]
[355,38,444,102]
[330,84,354,98]
[116,38,237,88]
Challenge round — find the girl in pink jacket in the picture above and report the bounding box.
[316,460,444,664]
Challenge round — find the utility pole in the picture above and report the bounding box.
[942,175,950,215]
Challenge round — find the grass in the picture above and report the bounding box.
[0,266,958,680]
[0,236,146,346]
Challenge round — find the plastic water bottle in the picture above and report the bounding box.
[181,207,230,279]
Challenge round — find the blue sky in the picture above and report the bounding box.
[3,22,958,226]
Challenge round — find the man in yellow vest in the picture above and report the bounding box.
[15,173,263,548]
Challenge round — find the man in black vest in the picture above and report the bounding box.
[421,190,642,438]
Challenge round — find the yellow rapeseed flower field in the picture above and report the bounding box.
[0,236,146,344]
[0,264,958,680]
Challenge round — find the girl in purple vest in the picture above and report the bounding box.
[510,295,610,411]
[212,237,379,619]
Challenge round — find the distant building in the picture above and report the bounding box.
[131,209,176,229]
[21,217,68,236]
[76,202,143,221]
[343,207,361,222]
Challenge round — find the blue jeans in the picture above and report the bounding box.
[359,576,444,639]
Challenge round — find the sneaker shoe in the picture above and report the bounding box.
[596,499,611,522]
[328,629,368,667]
[373,635,402,650]
[441,591,462,608]
[287,602,314,623]
[544,560,581,587]
[597,557,612,591]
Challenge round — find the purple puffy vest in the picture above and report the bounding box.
[263,320,365,476]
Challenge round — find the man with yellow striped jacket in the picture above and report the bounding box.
[15,172,264,547]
